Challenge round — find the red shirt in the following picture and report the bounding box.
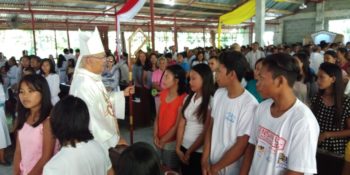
[157,89,186,141]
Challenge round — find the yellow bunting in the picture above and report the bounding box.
[218,0,256,48]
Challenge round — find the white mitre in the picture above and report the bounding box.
[75,27,105,74]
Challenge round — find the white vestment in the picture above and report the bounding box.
[69,68,125,149]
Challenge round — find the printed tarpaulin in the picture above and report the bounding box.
[218,0,256,48]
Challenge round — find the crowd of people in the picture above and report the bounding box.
[0,38,349,175]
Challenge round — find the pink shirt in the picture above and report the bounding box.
[152,69,165,89]
[18,123,59,175]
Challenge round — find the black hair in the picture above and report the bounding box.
[16,74,52,130]
[75,48,80,53]
[196,51,204,61]
[262,53,300,87]
[149,52,158,59]
[20,55,30,62]
[245,58,265,81]
[9,57,18,66]
[40,58,56,75]
[30,55,41,63]
[312,62,344,128]
[294,52,315,84]
[218,51,250,82]
[50,95,93,147]
[338,47,348,60]
[182,64,214,123]
[69,48,73,54]
[107,53,117,65]
[57,54,66,68]
[136,51,151,71]
[166,64,187,95]
[63,48,69,54]
[165,53,172,59]
[209,55,218,60]
[325,50,337,59]
[116,142,161,175]
[67,59,75,68]
[0,71,3,84]
[23,67,36,75]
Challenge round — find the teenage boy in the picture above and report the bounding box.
[201,51,258,175]
[240,53,320,175]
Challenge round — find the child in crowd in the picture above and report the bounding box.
[13,74,57,175]
[201,51,258,175]
[41,59,60,105]
[0,73,11,165]
[311,62,350,155]
[43,95,112,175]
[116,142,162,175]
[176,64,214,175]
[240,53,320,175]
[153,64,187,171]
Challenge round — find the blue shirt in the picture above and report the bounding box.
[179,62,190,72]
[245,79,263,103]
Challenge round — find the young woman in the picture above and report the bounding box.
[150,53,159,72]
[0,73,11,165]
[293,52,317,104]
[56,54,67,84]
[44,95,112,175]
[102,54,120,92]
[324,50,338,65]
[191,51,208,67]
[311,62,350,155]
[41,59,60,105]
[13,74,57,175]
[7,57,18,87]
[17,56,31,82]
[132,51,153,127]
[154,64,187,171]
[337,48,350,75]
[176,64,214,175]
[152,57,168,114]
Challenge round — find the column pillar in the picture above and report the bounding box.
[315,1,325,31]
[255,0,266,45]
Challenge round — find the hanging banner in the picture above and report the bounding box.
[117,0,146,21]
[115,0,146,60]
[218,0,256,48]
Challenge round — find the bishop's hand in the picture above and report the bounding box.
[123,86,135,96]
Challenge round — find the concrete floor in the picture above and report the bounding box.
[0,123,154,175]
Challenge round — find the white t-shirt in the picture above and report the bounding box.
[246,50,265,70]
[310,52,324,73]
[7,65,18,86]
[210,88,258,175]
[44,73,60,105]
[249,99,320,175]
[182,94,212,153]
[43,140,111,175]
